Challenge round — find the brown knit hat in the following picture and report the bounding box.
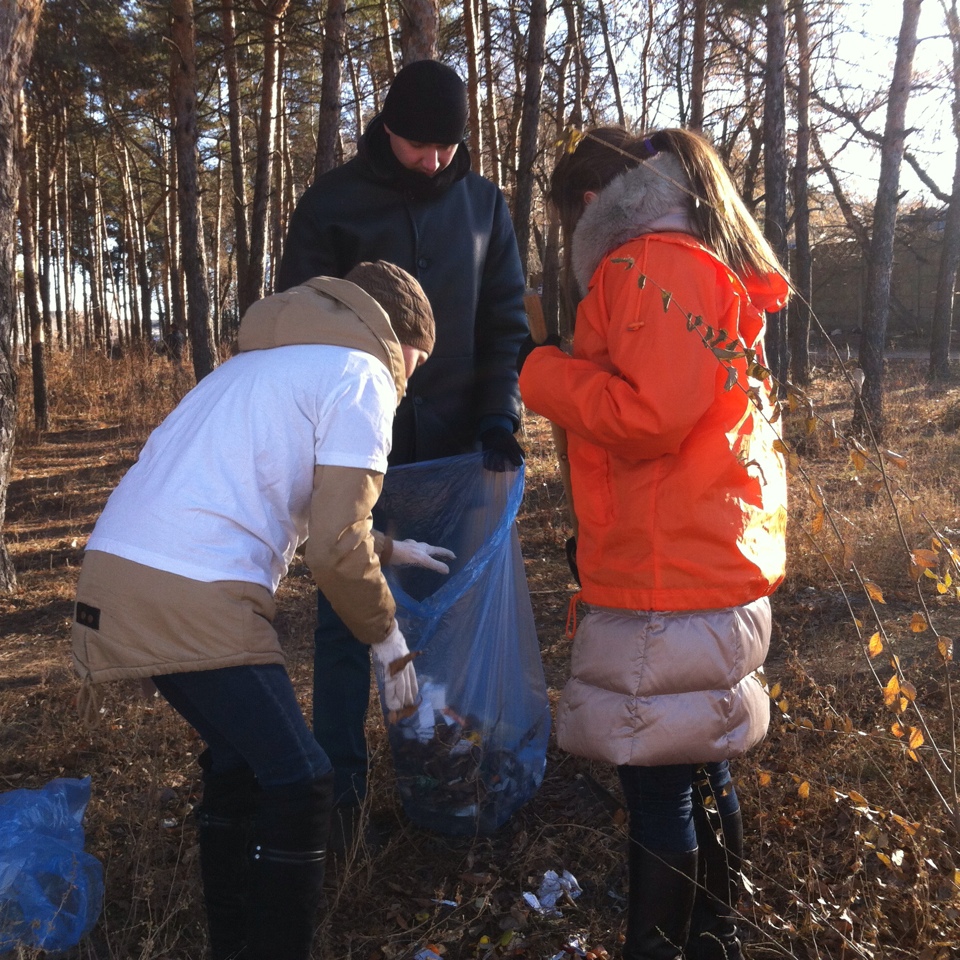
[344,261,435,354]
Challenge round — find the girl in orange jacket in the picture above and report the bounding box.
[519,128,789,960]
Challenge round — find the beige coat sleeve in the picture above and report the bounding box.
[304,464,396,645]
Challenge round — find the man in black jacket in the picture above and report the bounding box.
[277,59,528,849]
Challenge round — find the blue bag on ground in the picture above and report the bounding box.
[0,777,104,953]
[373,452,550,836]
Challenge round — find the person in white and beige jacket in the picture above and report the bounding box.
[71,261,451,960]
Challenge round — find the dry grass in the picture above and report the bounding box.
[3,345,960,959]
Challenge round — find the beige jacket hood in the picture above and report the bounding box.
[238,275,408,403]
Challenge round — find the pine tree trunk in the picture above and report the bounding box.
[245,0,289,311]
[17,91,46,429]
[790,0,812,386]
[171,0,215,379]
[0,0,43,594]
[930,0,960,382]
[221,0,250,312]
[315,0,345,179]
[399,0,438,63]
[763,0,789,389]
[512,0,546,273]
[856,0,923,436]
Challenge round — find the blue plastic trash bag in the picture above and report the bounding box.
[0,777,104,953]
[374,452,550,835]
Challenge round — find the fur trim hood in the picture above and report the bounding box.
[237,276,408,403]
[571,153,697,296]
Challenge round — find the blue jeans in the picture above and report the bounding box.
[312,590,372,806]
[617,760,738,854]
[153,664,332,789]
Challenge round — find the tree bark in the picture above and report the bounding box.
[244,0,289,312]
[17,91,46,429]
[399,0,438,63]
[463,0,483,174]
[512,0,546,274]
[314,0,345,179]
[763,0,789,389]
[221,0,250,314]
[171,0,215,380]
[856,0,923,435]
[930,0,960,382]
[689,0,706,131]
[790,0,812,386]
[0,0,42,594]
[596,0,624,127]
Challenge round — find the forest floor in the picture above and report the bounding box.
[3,349,960,960]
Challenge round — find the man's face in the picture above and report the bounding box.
[384,125,459,178]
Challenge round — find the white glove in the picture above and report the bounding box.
[389,539,456,574]
[372,622,419,715]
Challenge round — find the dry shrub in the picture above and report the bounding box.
[3,346,960,959]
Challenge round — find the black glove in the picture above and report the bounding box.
[480,426,525,472]
[516,333,563,374]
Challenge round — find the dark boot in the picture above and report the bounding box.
[246,773,334,960]
[623,844,697,960]
[686,799,745,960]
[196,754,260,960]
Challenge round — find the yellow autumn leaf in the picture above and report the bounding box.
[912,548,939,568]
[811,510,825,535]
[908,727,924,750]
[769,682,782,699]
[910,613,928,633]
[850,449,867,472]
[891,721,904,738]
[777,699,789,714]
[901,681,917,702]
[798,781,811,799]
[864,581,886,604]
[848,790,867,804]
[868,633,883,658]
[824,715,834,731]
[883,674,901,707]
[758,771,772,787]
[937,580,949,594]
[882,449,908,469]
[876,851,892,867]
[800,718,814,730]
[938,637,954,661]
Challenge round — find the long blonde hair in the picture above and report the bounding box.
[550,126,787,281]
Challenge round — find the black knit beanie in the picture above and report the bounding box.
[344,261,435,354]
[381,60,468,145]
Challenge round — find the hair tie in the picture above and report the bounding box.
[642,137,659,158]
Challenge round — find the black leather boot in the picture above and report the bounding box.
[246,773,334,960]
[196,753,260,960]
[686,797,745,960]
[622,844,697,960]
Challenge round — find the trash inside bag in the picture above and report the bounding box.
[375,453,550,835]
[0,777,104,954]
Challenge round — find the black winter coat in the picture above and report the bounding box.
[277,116,528,465]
